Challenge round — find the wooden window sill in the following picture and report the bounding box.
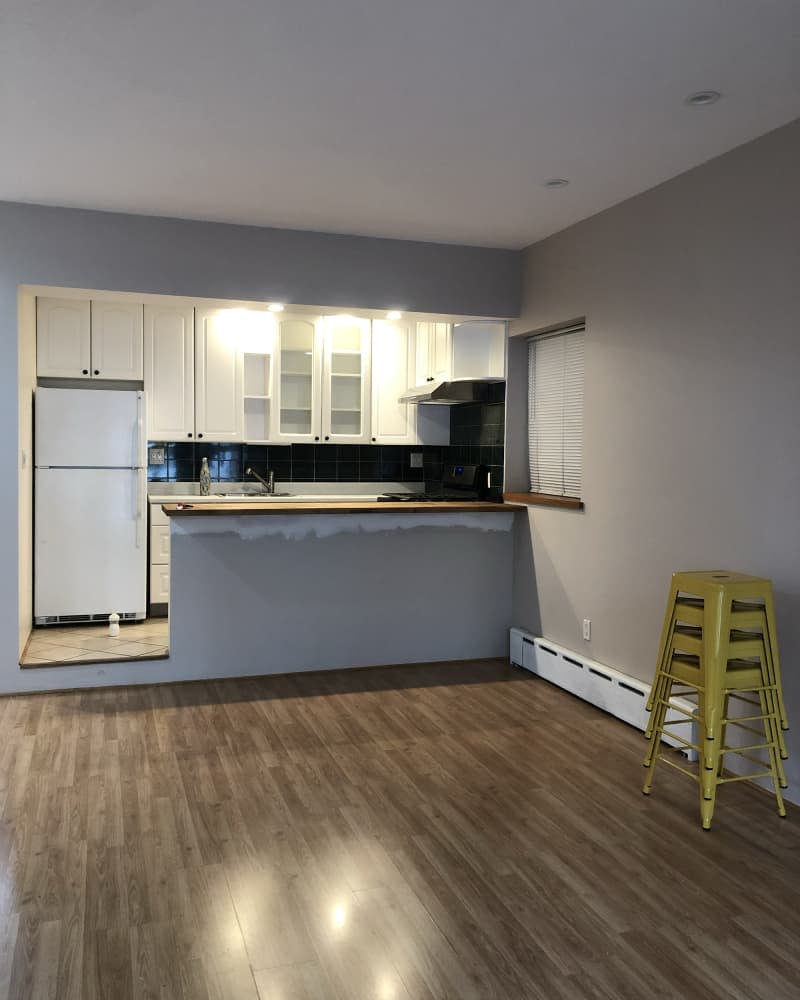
[503,492,584,510]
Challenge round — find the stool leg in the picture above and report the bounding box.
[647,579,680,715]
[645,643,674,741]
[701,591,730,767]
[643,675,673,792]
[758,628,788,758]
[759,681,788,789]
[717,693,730,778]
[758,688,787,818]
[699,681,725,829]
[762,587,789,731]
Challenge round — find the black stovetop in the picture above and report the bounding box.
[376,492,481,503]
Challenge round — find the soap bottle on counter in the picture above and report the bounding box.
[199,456,211,496]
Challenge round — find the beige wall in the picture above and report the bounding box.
[510,120,800,794]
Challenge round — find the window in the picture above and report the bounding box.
[528,325,585,498]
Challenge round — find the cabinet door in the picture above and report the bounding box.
[370,319,416,444]
[430,322,452,382]
[274,315,323,442]
[150,523,170,563]
[414,321,432,385]
[144,303,195,440]
[150,563,170,605]
[321,316,371,444]
[195,308,244,442]
[36,297,91,378]
[91,301,144,379]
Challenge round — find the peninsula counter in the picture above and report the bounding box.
[163,500,523,678]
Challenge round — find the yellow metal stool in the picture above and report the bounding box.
[643,571,789,829]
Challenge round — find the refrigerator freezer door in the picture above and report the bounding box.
[35,468,147,621]
[35,387,145,468]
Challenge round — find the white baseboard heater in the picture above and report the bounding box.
[510,629,697,760]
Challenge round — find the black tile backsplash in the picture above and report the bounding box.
[148,442,434,484]
[148,385,505,496]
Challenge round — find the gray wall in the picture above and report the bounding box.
[509,120,800,794]
[1,201,520,315]
[2,201,520,694]
[168,513,515,678]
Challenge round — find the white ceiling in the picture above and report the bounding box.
[2,0,798,249]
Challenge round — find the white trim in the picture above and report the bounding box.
[510,629,697,760]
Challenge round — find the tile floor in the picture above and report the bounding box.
[21,618,169,666]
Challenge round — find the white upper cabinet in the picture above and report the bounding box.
[274,315,324,442]
[194,307,244,442]
[415,321,452,385]
[321,315,371,445]
[91,301,143,380]
[36,297,91,378]
[370,318,416,444]
[144,303,195,440]
[37,297,143,380]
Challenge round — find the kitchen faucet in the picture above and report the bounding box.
[246,467,275,495]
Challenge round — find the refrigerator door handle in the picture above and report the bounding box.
[134,474,145,549]
[135,392,145,468]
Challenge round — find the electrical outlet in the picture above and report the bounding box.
[582,619,591,641]
[149,447,166,465]
[409,452,423,469]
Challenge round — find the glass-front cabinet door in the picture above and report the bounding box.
[321,315,372,444]
[274,315,323,442]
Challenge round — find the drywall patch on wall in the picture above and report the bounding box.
[171,511,516,541]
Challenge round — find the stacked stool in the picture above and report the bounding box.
[643,570,789,829]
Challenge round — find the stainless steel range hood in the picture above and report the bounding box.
[399,377,504,405]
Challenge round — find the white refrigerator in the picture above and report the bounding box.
[34,387,147,624]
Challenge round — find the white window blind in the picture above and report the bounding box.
[528,326,585,497]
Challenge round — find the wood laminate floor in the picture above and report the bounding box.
[0,660,797,1000]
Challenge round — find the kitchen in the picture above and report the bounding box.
[4,2,800,995]
[22,287,519,671]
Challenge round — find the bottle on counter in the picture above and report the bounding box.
[199,456,211,496]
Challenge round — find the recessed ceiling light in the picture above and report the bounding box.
[386,310,403,320]
[543,178,569,189]
[268,302,285,312]
[685,90,722,107]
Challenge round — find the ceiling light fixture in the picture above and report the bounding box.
[386,310,403,320]
[684,90,722,107]
[543,178,569,189]
[268,302,285,312]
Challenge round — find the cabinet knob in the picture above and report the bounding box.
[82,369,89,375]
[324,436,330,441]
[371,437,376,442]
[197,433,203,439]
[314,436,319,441]
[187,432,193,438]
[94,369,100,375]
[427,376,434,382]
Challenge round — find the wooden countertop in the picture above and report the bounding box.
[162,500,525,516]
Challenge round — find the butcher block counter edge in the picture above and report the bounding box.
[162,500,525,516]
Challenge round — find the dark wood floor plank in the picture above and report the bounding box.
[0,660,798,1000]
[253,960,339,1000]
